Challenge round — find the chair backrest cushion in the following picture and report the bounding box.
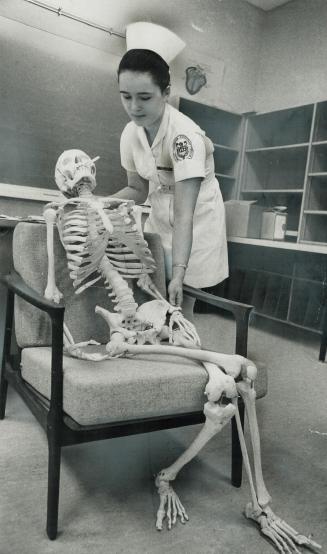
[13,222,166,348]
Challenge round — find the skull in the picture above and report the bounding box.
[55,149,97,197]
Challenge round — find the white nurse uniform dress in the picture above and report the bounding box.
[120,103,228,288]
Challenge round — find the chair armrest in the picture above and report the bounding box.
[183,284,253,317]
[1,271,65,415]
[183,284,253,358]
[1,271,65,320]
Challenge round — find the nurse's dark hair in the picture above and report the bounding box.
[118,49,170,92]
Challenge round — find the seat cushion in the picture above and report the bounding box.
[21,346,267,426]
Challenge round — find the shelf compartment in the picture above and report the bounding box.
[240,192,302,232]
[225,269,247,301]
[288,280,326,330]
[226,267,292,319]
[217,175,236,202]
[213,147,238,177]
[309,143,327,173]
[179,98,243,148]
[313,101,327,142]
[302,213,327,243]
[240,189,302,230]
[251,272,269,312]
[254,312,322,335]
[246,105,313,149]
[238,270,259,304]
[294,254,327,282]
[305,175,327,211]
[242,147,308,191]
[261,274,291,317]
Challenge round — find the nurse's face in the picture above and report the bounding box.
[119,71,169,131]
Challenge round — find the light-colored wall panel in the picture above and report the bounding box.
[0,14,128,195]
[255,0,327,112]
[0,0,262,197]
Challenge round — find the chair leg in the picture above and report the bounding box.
[46,438,61,540]
[0,283,13,421]
[0,373,8,420]
[231,401,245,487]
[319,308,327,361]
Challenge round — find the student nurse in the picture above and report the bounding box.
[114,23,228,310]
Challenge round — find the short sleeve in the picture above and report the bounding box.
[170,132,206,182]
[120,124,137,172]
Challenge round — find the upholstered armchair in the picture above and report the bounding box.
[0,222,267,539]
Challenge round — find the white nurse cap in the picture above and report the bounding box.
[126,22,185,64]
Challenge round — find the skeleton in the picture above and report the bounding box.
[44,149,200,360]
[44,149,321,553]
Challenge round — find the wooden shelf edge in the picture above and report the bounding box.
[242,189,303,194]
[308,172,327,177]
[303,210,327,215]
[213,143,238,153]
[300,239,327,249]
[216,173,235,180]
[245,143,309,153]
[227,236,327,253]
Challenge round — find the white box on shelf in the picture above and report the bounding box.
[224,200,263,238]
[261,208,287,240]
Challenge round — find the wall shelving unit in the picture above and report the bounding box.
[300,101,327,246]
[221,244,327,336]
[240,104,314,237]
[179,98,244,201]
[179,97,327,345]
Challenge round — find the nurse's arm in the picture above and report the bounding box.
[172,177,201,278]
[112,171,149,204]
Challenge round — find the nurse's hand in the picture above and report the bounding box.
[168,275,184,307]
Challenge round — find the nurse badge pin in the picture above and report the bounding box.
[173,135,194,161]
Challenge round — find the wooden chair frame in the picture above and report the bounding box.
[0,272,253,540]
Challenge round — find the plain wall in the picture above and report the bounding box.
[254,0,327,113]
[0,0,263,195]
[2,0,326,195]
[0,0,263,112]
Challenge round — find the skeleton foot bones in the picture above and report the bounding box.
[44,150,321,552]
[245,504,321,553]
[153,361,321,553]
[155,401,237,531]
